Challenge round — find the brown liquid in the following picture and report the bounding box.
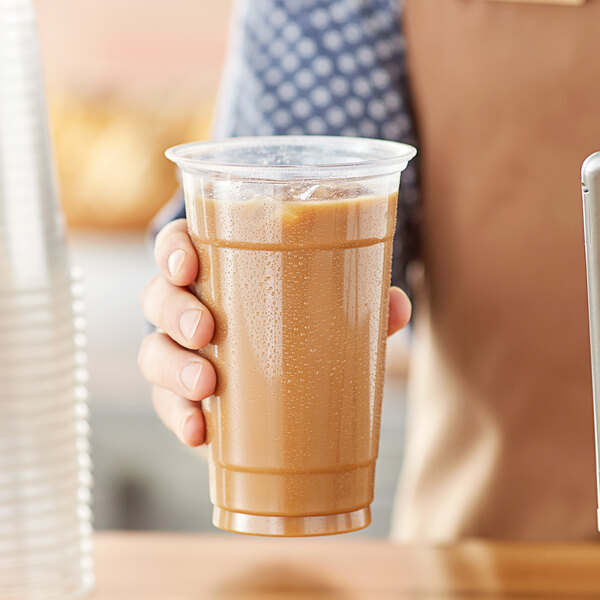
[187,188,397,536]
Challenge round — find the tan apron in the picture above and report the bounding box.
[393,0,600,541]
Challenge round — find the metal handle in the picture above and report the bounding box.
[581,152,600,531]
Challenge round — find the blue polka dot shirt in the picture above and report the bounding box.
[165,0,420,291]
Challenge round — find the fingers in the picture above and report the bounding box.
[388,286,412,336]
[141,275,215,350]
[154,218,199,287]
[138,332,217,401]
[148,219,211,447]
[152,387,206,447]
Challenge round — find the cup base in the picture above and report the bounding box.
[212,506,370,537]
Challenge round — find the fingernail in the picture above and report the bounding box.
[179,309,202,341]
[181,412,196,445]
[180,362,203,393]
[168,249,186,278]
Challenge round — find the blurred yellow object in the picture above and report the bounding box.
[49,92,215,230]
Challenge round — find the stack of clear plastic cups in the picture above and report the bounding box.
[0,269,94,599]
[0,0,94,597]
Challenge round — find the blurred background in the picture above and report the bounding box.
[34,0,409,537]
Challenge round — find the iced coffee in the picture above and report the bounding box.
[167,136,416,536]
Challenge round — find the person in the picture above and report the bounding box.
[138,0,600,542]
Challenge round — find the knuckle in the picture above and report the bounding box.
[137,331,162,371]
[154,221,177,250]
[154,219,188,255]
[153,232,166,261]
[154,232,174,264]
[158,287,175,331]
[140,274,162,307]
[137,336,151,370]
[165,344,186,381]
[151,386,165,413]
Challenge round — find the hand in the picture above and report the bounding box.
[138,219,412,447]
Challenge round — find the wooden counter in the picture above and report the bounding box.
[93,532,600,599]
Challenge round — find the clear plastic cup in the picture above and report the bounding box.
[0,513,89,541]
[0,424,83,448]
[0,372,84,396]
[0,287,78,309]
[0,560,90,582]
[167,135,416,536]
[0,358,80,383]
[0,420,89,450]
[0,229,65,254]
[0,458,88,483]
[0,447,86,473]
[0,389,87,415]
[0,246,70,282]
[0,460,86,482]
[1,330,83,352]
[0,340,81,363]
[0,579,94,600]
[0,533,90,566]
[0,1,94,595]
[0,445,85,470]
[0,550,91,575]
[0,378,84,400]
[0,308,77,327]
[1,396,86,417]
[0,310,78,330]
[0,570,93,594]
[0,561,91,588]
[0,492,88,521]
[0,327,82,352]
[0,478,91,507]
[0,272,81,298]
[0,353,85,377]
[0,487,91,514]
[0,262,74,293]
[0,427,88,450]
[0,405,84,426]
[0,499,90,523]
[0,572,92,592]
[0,343,82,367]
[0,308,72,324]
[0,403,75,421]
[0,301,77,326]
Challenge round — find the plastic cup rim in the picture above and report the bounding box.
[166,135,417,182]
